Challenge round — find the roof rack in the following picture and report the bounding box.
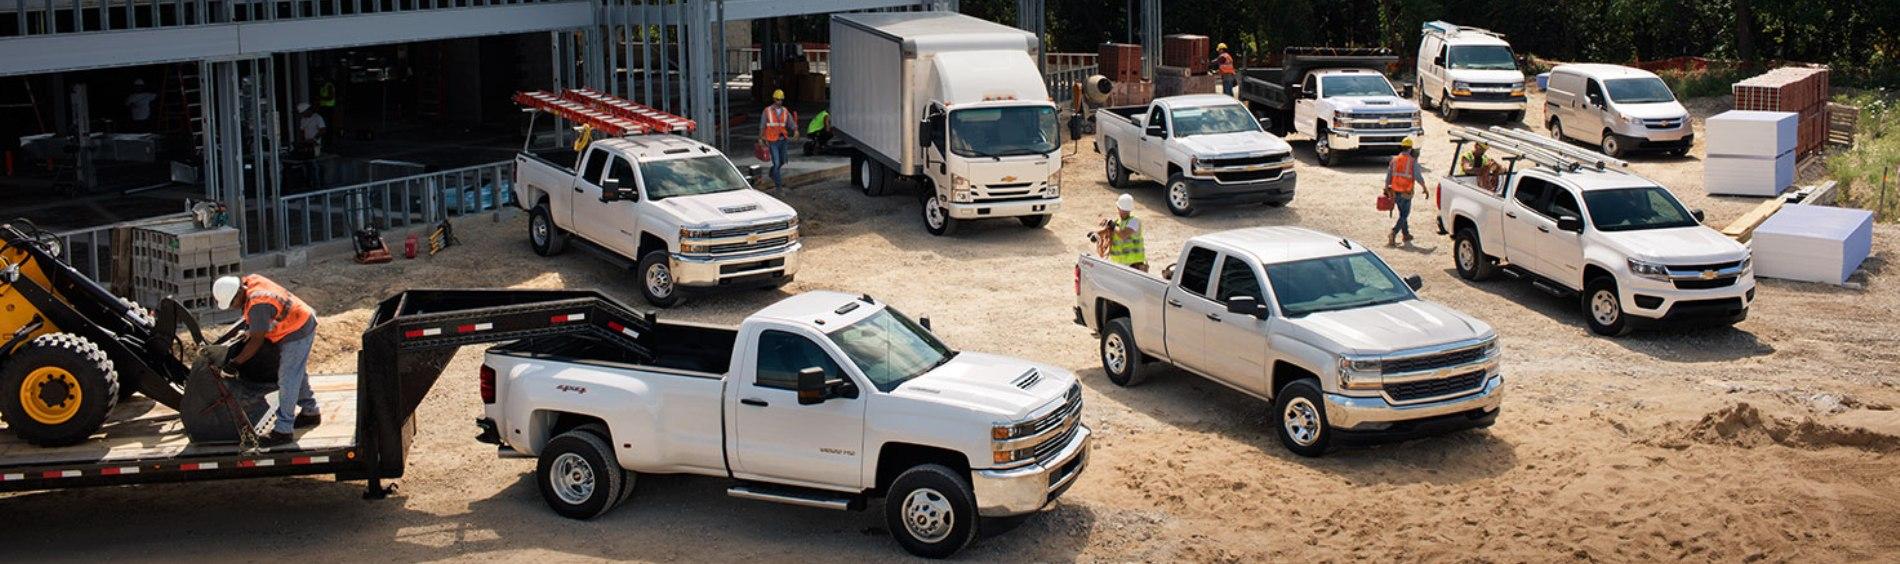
[1448,126,1629,173]
[512,89,696,137]
[1422,20,1505,39]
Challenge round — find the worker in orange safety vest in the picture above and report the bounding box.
[1213,43,1238,97]
[759,90,800,188]
[1384,137,1428,246]
[213,274,320,446]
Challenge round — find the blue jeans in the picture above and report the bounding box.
[768,139,789,186]
[272,331,319,434]
[1221,75,1237,97]
[1391,195,1414,238]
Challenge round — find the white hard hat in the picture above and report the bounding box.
[296,102,312,113]
[1117,194,1134,212]
[213,276,242,310]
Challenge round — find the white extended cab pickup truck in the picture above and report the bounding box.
[479,291,1089,558]
[1094,94,1297,217]
[1074,227,1501,457]
[516,134,801,308]
[1435,129,1754,337]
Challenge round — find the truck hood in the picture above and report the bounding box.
[1445,69,1526,85]
[1598,226,1749,264]
[1175,131,1293,157]
[890,352,1077,420]
[1613,101,1688,120]
[1330,96,1419,113]
[1283,299,1493,355]
[657,189,797,229]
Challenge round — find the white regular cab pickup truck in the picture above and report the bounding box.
[1095,94,1297,216]
[516,134,801,308]
[480,291,1089,558]
[1074,227,1501,456]
[1436,129,1755,336]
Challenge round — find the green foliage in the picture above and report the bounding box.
[1826,90,1900,221]
[1656,67,1753,99]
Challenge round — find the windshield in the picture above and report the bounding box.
[640,156,749,200]
[1266,252,1414,317]
[1320,75,1397,98]
[827,306,956,392]
[949,105,1059,158]
[1605,77,1676,104]
[1448,45,1518,70]
[1583,186,1699,232]
[1170,105,1261,137]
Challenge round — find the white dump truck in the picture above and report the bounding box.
[830,12,1064,236]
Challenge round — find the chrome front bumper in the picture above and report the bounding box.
[946,198,1061,220]
[971,424,1091,517]
[1324,374,1503,431]
[669,242,802,287]
[1329,127,1425,151]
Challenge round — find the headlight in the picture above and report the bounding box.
[1738,256,1752,275]
[1336,355,1382,390]
[991,421,1038,466]
[951,174,973,203]
[1191,156,1212,176]
[1451,81,1473,96]
[1621,113,1642,125]
[1628,258,1671,281]
[1480,338,1501,359]
[680,226,712,239]
[1044,171,1061,198]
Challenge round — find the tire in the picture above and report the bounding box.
[1313,126,1340,167]
[850,153,867,191]
[535,429,627,520]
[529,204,566,256]
[636,250,682,308]
[885,464,979,559]
[1273,378,1331,457]
[1100,318,1146,387]
[1453,227,1496,281]
[1506,110,1525,124]
[1600,132,1626,158]
[1441,93,1462,121]
[0,333,120,447]
[1104,147,1129,189]
[921,194,959,236]
[1017,214,1051,229]
[1164,174,1197,217]
[1583,277,1633,337]
[1418,80,1435,110]
[1548,118,1565,142]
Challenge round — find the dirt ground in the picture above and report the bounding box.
[4,92,1897,562]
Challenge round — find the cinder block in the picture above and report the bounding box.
[276,248,309,268]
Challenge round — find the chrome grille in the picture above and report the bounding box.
[1386,371,1486,402]
[1381,344,1489,375]
[699,220,793,240]
[705,236,791,254]
[1202,153,1290,168]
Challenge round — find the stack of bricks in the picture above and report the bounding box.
[129,222,241,317]
[1162,34,1211,75]
[1733,67,1831,158]
[1098,43,1143,83]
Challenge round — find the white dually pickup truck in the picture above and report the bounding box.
[1074,226,1501,456]
[1095,94,1297,217]
[1239,47,1425,166]
[516,131,800,308]
[1435,128,1754,337]
[479,291,1089,558]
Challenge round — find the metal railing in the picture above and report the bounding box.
[4,0,575,38]
[1046,64,1097,106]
[50,212,192,282]
[1046,52,1097,71]
[278,160,515,249]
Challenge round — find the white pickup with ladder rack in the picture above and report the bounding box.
[1448,126,1629,173]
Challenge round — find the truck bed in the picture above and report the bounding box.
[492,320,737,376]
[1100,105,1146,123]
[0,374,357,468]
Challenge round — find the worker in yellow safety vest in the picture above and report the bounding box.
[1099,194,1147,271]
[213,274,320,447]
[759,90,799,188]
[1213,43,1238,97]
[1384,137,1427,246]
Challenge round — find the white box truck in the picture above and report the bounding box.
[831,12,1064,236]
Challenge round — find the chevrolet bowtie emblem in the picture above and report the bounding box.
[1379,117,1389,125]
[1001,175,1017,182]
[747,234,760,245]
[1700,270,1718,280]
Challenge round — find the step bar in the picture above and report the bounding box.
[727,484,858,511]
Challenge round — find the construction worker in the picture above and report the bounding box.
[315,78,338,143]
[802,109,831,156]
[759,90,798,188]
[1384,137,1427,246]
[1462,141,1504,192]
[123,79,157,132]
[213,274,319,447]
[1100,194,1147,271]
[1213,43,1238,97]
[295,103,327,157]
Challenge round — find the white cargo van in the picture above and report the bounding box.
[1543,64,1693,158]
[1416,21,1528,122]
[830,12,1063,236]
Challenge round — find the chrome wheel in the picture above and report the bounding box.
[924,198,947,230]
[1601,135,1621,157]
[1549,119,1564,141]
[531,214,550,247]
[645,261,675,300]
[1457,238,1477,272]
[549,452,596,505]
[1282,397,1322,447]
[1315,135,1331,161]
[1106,151,1121,184]
[901,487,955,544]
[1103,332,1128,375]
[1591,289,1620,326]
[1168,182,1190,211]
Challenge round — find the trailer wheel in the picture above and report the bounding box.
[0,333,120,447]
[536,429,626,520]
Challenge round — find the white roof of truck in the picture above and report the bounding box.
[1194,226,1369,265]
[834,12,1037,52]
[753,291,882,329]
[1552,63,1660,81]
[1157,94,1246,109]
[1529,167,1667,192]
[591,135,722,162]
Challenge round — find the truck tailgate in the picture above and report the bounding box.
[1078,254,1173,358]
[1438,175,1506,242]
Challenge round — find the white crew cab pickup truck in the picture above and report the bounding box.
[1435,128,1754,336]
[479,291,1089,558]
[1074,226,1501,456]
[515,111,800,308]
[1095,94,1297,217]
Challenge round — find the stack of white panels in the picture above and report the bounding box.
[1749,205,1874,285]
[1705,111,1797,197]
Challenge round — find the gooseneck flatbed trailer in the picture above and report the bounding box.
[0,288,655,498]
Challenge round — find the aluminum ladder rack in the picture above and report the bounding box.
[1448,126,1629,173]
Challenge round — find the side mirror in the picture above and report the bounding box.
[1145,125,1166,138]
[1257,116,1274,131]
[1225,295,1270,319]
[1405,275,1424,291]
[796,367,840,405]
[601,178,636,202]
[1557,215,1583,233]
[1691,209,1706,222]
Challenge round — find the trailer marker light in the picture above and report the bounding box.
[551,313,586,323]
[606,321,641,339]
[457,323,494,334]
[101,466,140,475]
[2,473,24,481]
[238,459,276,468]
[181,462,219,471]
[41,470,80,479]
[404,327,443,338]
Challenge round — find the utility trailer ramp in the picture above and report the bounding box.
[0,375,356,467]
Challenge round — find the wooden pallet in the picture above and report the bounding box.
[0,375,357,467]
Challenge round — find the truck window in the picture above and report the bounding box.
[1302,74,1317,96]
[948,106,1059,158]
[1513,177,1551,211]
[1583,186,1699,232]
[1266,253,1413,317]
[1171,105,1260,137]
[827,307,955,393]
[1214,256,1263,304]
[1545,188,1581,220]
[1145,107,1167,134]
[756,330,845,390]
[1585,79,1606,105]
[1604,77,1676,104]
[1320,75,1397,98]
[641,156,750,200]
[605,156,636,188]
[1178,246,1218,297]
[581,149,610,187]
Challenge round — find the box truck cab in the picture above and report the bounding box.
[831,12,1063,236]
[1416,21,1528,122]
[1544,64,1693,158]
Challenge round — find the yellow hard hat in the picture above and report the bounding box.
[772,89,785,100]
[1400,136,1415,148]
[1217,43,1228,50]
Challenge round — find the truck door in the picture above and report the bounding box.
[1163,246,1221,375]
[1502,176,1556,278]
[1138,106,1170,178]
[1293,74,1320,138]
[569,147,612,238]
[1536,186,1587,283]
[731,328,866,490]
[1204,255,1272,394]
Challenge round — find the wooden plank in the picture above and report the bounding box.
[0,375,357,467]
[1721,194,1796,242]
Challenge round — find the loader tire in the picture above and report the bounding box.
[0,333,120,446]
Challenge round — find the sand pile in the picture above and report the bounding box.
[1656,403,1900,453]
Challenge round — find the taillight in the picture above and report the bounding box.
[480,365,496,404]
[1074,265,1081,295]
[1435,182,1443,209]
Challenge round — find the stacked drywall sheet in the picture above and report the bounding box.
[1749,204,1873,285]
[1705,110,1796,197]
